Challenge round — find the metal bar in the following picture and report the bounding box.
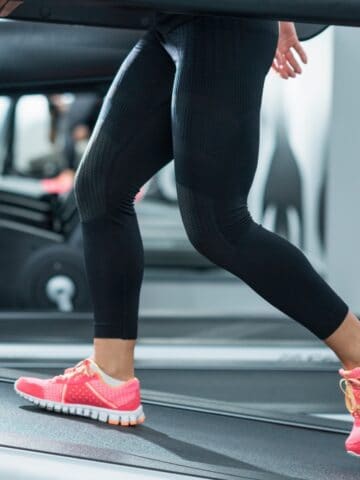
[0,342,341,369]
[0,310,290,321]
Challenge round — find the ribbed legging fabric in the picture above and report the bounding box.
[74,15,349,340]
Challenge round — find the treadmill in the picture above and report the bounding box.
[1,1,360,479]
[0,364,358,480]
[1,306,359,479]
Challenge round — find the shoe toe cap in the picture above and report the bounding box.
[15,377,45,398]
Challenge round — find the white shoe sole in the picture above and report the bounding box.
[348,450,360,458]
[14,383,145,426]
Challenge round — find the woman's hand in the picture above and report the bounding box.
[272,22,308,79]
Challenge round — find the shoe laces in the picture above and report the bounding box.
[52,358,94,382]
[339,377,360,415]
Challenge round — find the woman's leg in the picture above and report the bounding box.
[74,28,175,380]
[166,15,357,359]
[325,313,360,370]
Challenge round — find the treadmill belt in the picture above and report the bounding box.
[0,381,358,480]
[34,369,346,415]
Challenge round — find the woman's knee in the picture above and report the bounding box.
[185,214,253,260]
[74,147,141,223]
[177,183,254,261]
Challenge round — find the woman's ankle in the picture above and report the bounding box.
[340,360,360,372]
[324,311,360,370]
[93,337,136,381]
[91,359,134,381]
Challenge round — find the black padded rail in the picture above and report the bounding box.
[125,0,360,25]
[0,20,141,93]
[7,0,360,27]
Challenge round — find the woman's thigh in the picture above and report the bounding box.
[163,15,278,201]
[74,28,176,222]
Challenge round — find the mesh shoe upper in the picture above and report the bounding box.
[339,366,360,452]
[15,358,141,411]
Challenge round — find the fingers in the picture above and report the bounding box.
[271,54,283,76]
[285,50,301,74]
[294,42,308,64]
[272,56,288,79]
[274,51,293,79]
[274,43,308,80]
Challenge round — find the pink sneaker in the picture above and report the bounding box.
[14,357,145,426]
[339,366,360,456]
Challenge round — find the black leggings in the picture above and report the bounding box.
[74,15,349,340]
